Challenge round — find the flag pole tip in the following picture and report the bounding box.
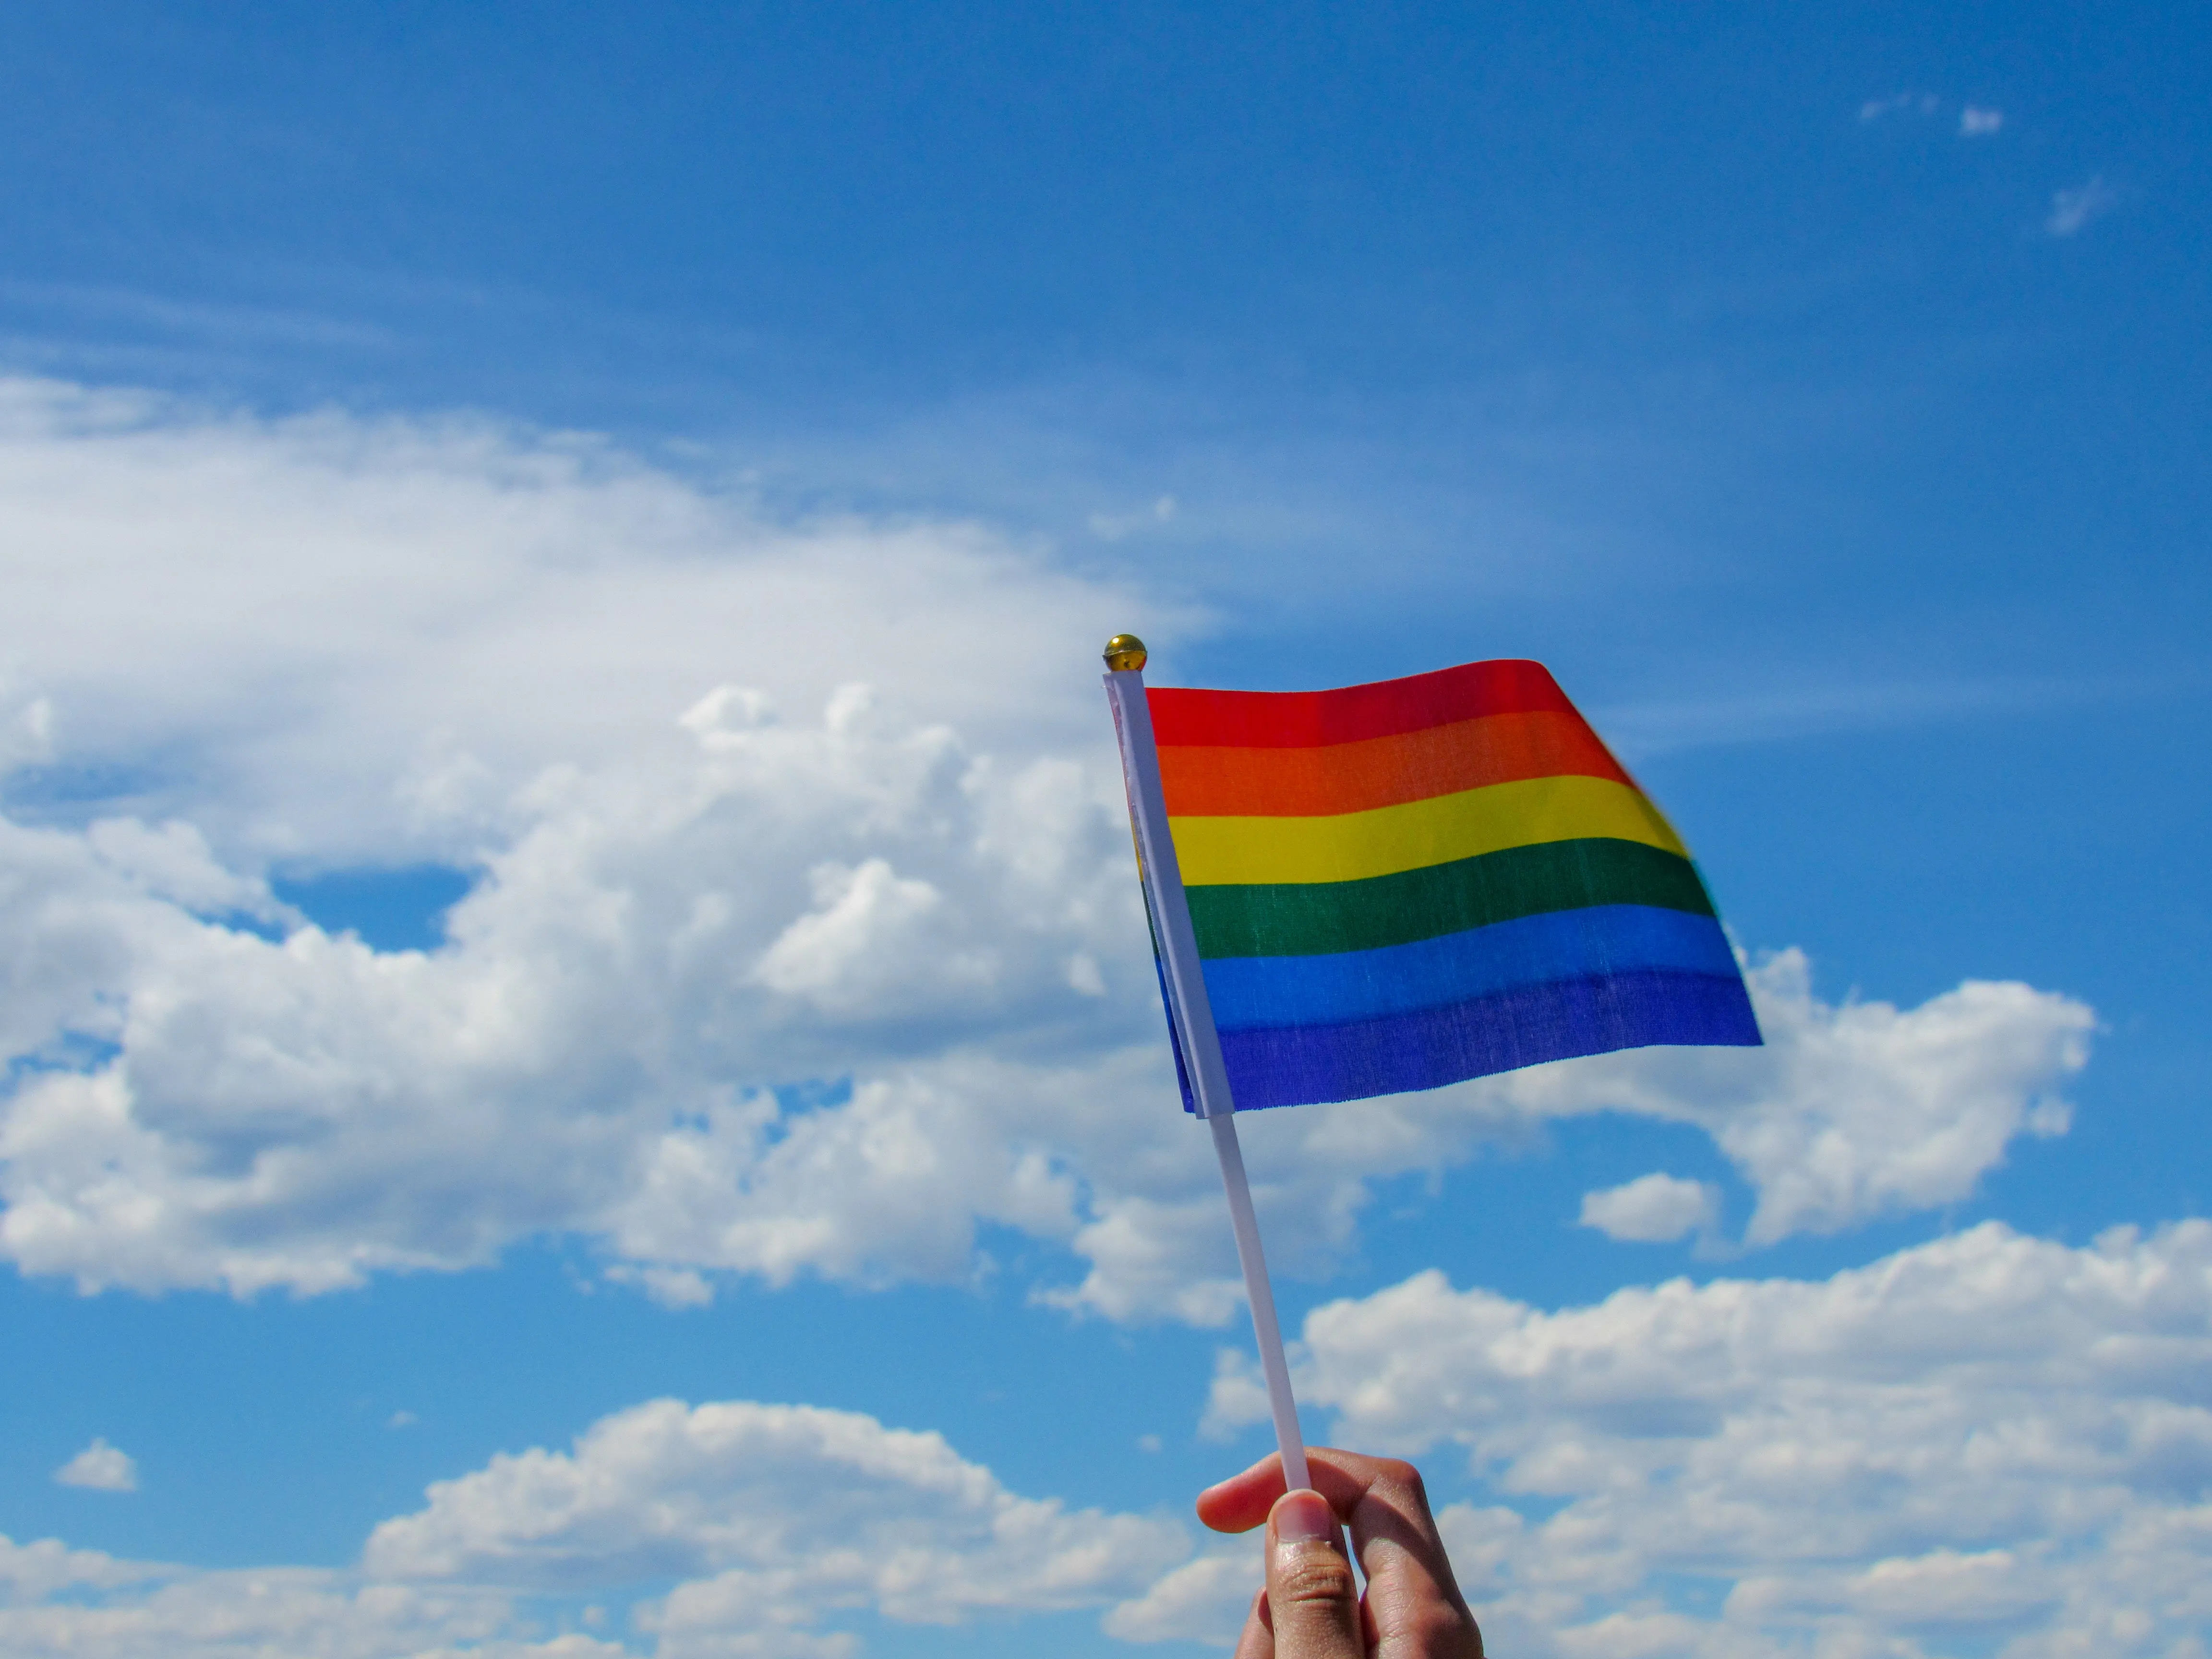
[1104,634,1148,672]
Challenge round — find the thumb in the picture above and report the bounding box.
[1264,1489,1364,1659]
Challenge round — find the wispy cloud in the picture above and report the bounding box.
[1088,493,1178,542]
[1859,91,1939,123]
[1595,671,2164,760]
[0,280,396,354]
[2048,176,2120,238]
[1858,95,2003,140]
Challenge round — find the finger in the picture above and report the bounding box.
[1230,1584,1274,1659]
[1264,1488,1364,1659]
[1197,1451,1285,1533]
[1197,1450,1479,1654]
[1198,1447,1433,1538]
[1307,1455,1477,1658]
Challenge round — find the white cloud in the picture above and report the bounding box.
[2,1397,1192,1659]
[0,376,1163,866]
[1204,1220,2212,1656]
[1959,105,2004,136]
[2048,176,2119,238]
[1530,950,2089,1246]
[748,855,979,1015]
[1100,947,2089,1318]
[366,1399,1186,1638]
[0,1533,615,1659]
[83,817,294,924]
[1577,1173,1716,1243]
[53,1438,137,1492]
[0,682,55,771]
[0,378,2098,1319]
[1104,1540,1260,1645]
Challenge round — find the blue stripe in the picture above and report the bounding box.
[1153,950,1198,1114]
[1199,904,1741,1033]
[1216,969,1762,1110]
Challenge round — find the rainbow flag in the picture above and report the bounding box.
[1146,659,1760,1110]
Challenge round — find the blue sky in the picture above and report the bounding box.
[0,5,2207,1655]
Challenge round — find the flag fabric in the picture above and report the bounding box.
[1146,658,1761,1110]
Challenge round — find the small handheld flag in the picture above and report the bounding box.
[1103,638,1761,1490]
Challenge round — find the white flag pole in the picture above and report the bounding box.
[1104,635,1310,1495]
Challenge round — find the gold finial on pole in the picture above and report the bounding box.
[1103,634,1148,672]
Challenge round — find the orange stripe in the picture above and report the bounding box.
[1157,709,1634,818]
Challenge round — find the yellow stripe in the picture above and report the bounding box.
[1168,774,1688,887]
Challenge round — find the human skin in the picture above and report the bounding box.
[1196,1447,1485,1659]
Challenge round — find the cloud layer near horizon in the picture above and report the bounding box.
[8,1223,2209,1657]
[1,1396,1187,1659]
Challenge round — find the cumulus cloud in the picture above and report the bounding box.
[1105,1540,1260,1644]
[2048,176,2120,238]
[0,378,2097,1318]
[1514,950,2090,1246]
[1577,1173,1716,1243]
[366,1399,1185,1624]
[1959,105,2004,136]
[1097,948,2089,1317]
[5,1398,1187,1659]
[53,1438,137,1492]
[1202,1220,2212,1655]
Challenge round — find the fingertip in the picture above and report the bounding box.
[1195,1452,1291,1531]
[1269,1488,1341,1544]
[1194,1490,1237,1530]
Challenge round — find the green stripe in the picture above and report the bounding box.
[1186,837,1719,959]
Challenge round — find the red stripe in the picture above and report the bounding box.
[1155,709,1632,817]
[1147,659,1576,749]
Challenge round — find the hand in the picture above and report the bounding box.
[1196,1447,1484,1659]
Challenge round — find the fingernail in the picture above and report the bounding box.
[1274,1489,1337,1543]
